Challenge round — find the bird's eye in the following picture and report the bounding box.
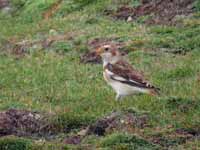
[104,47,109,51]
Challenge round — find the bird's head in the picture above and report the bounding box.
[96,44,122,65]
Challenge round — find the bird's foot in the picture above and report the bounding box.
[115,94,124,101]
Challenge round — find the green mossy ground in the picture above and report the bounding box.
[0,0,200,149]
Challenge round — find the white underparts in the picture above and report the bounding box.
[104,69,150,97]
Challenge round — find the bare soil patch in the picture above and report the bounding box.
[87,111,149,136]
[0,109,57,138]
[63,111,200,147]
[80,38,126,64]
[64,110,150,145]
[0,0,9,9]
[63,135,82,145]
[0,109,43,137]
[109,0,195,25]
[1,109,198,147]
[0,34,73,57]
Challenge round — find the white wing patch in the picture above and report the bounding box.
[105,69,127,81]
[105,69,151,88]
[105,69,114,76]
[130,79,141,84]
[112,75,127,81]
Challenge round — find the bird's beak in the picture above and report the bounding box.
[96,47,103,56]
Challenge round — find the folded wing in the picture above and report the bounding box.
[105,61,159,90]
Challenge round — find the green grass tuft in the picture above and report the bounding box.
[0,137,31,150]
[0,0,200,149]
[100,133,159,150]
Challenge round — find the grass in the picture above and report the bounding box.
[99,133,159,150]
[0,137,31,150]
[0,0,200,149]
[0,136,72,150]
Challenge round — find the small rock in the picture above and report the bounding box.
[120,119,125,124]
[77,128,88,136]
[49,29,58,36]
[1,6,11,14]
[28,113,34,118]
[35,114,41,120]
[127,16,133,22]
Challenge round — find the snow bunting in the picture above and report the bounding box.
[96,44,160,100]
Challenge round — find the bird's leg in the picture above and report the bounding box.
[115,94,120,101]
[115,94,124,101]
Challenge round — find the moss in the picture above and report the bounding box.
[0,137,31,150]
[54,113,96,132]
[100,133,159,150]
[195,0,200,11]
[148,25,200,52]
[0,0,200,149]
[19,0,56,23]
[10,0,26,8]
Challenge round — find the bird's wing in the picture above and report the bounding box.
[105,60,158,89]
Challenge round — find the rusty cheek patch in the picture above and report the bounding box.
[111,50,117,56]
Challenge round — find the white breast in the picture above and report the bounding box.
[104,69,149,96]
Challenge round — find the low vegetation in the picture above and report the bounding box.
[0,0,199,149]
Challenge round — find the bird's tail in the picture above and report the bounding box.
[149,87,161,96]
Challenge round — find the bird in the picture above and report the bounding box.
[96,44,160,100]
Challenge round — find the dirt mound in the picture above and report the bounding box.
[0,109,54,138]
[63,135,82,145]
[80,50,102,64]
[80,38,126,64]
[87,38,124,50]
[63,110,200,147]
[63,110,149,145]
[0,0,9,9]
[87,111,149,136]
[111,0,195,25]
